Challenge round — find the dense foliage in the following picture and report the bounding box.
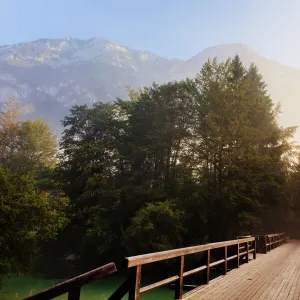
[2,57,300,279]
[52,57,298,270]
[0,98,68,279]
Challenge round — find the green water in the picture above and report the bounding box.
[0,274,173,300]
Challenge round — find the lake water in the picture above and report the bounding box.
[0,274,174,300]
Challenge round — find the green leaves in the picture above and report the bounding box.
[53,56,295,271]
[0,168,69,276]
[123,200,184,254]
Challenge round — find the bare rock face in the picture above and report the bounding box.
[1,38,299,139]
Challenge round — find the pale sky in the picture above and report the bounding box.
[1,0,300,68]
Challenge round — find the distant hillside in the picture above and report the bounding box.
[0,39,299,139]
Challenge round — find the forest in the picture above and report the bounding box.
[1,56,300,281]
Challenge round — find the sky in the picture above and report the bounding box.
[1,0,300,67]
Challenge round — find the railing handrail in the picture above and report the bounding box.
[265,232,285,238]
[125,237,255,267]
[23,232,287,300]
[23,262,117,300]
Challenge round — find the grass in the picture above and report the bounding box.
[0,274,173,300]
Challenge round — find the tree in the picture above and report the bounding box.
[0,97,20,165]
[0,99,57,174]
[189,57,295,238]
[124,200,184,254]
[54,56,295,275]
[7,118,57,174]
[0,168,69,278]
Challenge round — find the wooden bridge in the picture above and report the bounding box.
[24,233,300,300]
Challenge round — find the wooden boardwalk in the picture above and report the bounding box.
[23,233,293,300]
[186,240,300,300]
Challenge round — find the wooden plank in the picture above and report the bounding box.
[187,239,289,300]
[236,244,295,300]
[227,254,238,261]
[292,262,300,299]
[210,259,225,267]
[187,240,300,300]
[218,241,294,299]
[185,256,258,299]
[140,276,179,294]
[126,237,255,267]
[202,246,288,300]
[228,243,296,300]
[183,265,207,278]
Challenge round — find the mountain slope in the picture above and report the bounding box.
[172,43,300,135]
[0,38,299,138]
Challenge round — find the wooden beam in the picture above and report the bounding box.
[128,265,141,300]
[175,256,184,299]
[246,242,249,263]
[125,237,255,267]
[206,249,210,284]
[237,243,240,268]
[140,276,179,294]
[224,246,227,275]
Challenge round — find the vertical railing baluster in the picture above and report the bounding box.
[246,241,249,263]
[224,246,227,275]
[128,265,141,300]
[237,243,240,268]
[175,256,184,299]
[205,249,210,284]
[253,239,257,259]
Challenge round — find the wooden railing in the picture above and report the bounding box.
[23,263,117,300]
[237,233,287,254]
[265,232,287,252]
[121,237,256,300]
[23,233,288,300]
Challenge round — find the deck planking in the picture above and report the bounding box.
[186,240,300,300]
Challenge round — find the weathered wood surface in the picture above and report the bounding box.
[125,237,255,267]
[125,237,256,299]
[186,240,300,300]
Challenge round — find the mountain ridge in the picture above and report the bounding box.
[0,37,299,138]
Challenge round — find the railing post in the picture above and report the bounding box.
[205,249,210,284]
[253,239,257,259]
[68,287,81,300]
[237,243,240,268]
[224,246,227,275]
[246,242,249,263]
[175,256,184,299]
[128,265,141,300]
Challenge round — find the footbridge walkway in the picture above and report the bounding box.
[24,233,300,300]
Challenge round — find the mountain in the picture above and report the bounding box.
[0,38,299,139]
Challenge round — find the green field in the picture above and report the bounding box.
[0,274,173,300]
